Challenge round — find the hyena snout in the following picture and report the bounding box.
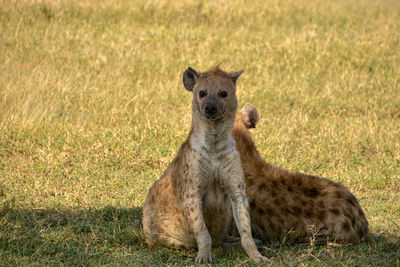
[205,102,217,115]
[203,99,223,120]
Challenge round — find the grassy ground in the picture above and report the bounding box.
[1,0,399,265]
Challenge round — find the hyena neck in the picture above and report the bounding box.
[190,109,236,152]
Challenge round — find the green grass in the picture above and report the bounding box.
[1,0,399,265]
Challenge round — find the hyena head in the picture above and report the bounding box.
[183,65,243,122]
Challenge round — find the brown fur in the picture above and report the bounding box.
[233,104,369,244]
[143,67,267,263]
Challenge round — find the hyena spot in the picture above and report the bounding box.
[271,180,278,187]
[304,187,319,198]
[330,209,340,216]
[357,207,365,217]
[287,185,293,192]
[305,209,314,218]
[257,207,266,215]
[293,175,303,187]
[357,227,365,238]
[265,208,275,216]
[250,200,256,209]
[247,179,255,186]
[274,197,286,207]
[260,224,267,232]
[283,207,290,214]
[335,191,344,198]
[346,196,357,207]
[292,207,302,215]
[317,211,327,221]
[342,221,350,231]
[258,183,267,191]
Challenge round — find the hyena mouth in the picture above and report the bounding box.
[203,112,224,121]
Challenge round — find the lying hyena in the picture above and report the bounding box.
[143,66,268,263]
[232,104,368,244]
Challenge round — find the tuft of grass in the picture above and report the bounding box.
[1,0,399,265]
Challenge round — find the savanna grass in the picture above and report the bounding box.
[0,0,399,265]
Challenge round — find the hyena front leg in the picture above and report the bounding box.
[224,171,268,262]
[183,189,212,263]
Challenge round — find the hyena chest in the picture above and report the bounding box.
[202,179,229,210]
[191,136,237,212]
[195,150,235,215]
[200,174,232,244]
[190,134,237,242]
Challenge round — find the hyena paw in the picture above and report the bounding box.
[195,250,212,264]
[251,254,269,263]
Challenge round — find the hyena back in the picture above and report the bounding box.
[233,104,368,244]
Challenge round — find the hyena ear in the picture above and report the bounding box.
[229,70,244,84]
[241,103,260,129]
[183,67,200,92]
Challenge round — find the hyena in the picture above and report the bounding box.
[142,66,268,263]
[232,104,368,244]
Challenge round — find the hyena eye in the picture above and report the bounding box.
[199,90,207,98]
[219,90,228,98]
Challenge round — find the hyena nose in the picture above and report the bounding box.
[205,103,217,114]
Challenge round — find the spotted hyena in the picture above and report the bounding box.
[142,66,267,263]
[232,104,368,244]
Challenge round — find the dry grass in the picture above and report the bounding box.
[1,0,399,265]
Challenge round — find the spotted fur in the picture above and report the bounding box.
[232,104,368,244]
[143,67,267,263]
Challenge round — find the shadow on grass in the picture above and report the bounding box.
[1,205,399,265]
[0,205,148,264]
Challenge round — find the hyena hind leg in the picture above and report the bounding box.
[152,233,196,250]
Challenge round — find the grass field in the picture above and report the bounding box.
[1,0,399,265]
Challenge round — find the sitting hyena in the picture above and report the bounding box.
[232,104,368,244]
[142,66,268,263]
